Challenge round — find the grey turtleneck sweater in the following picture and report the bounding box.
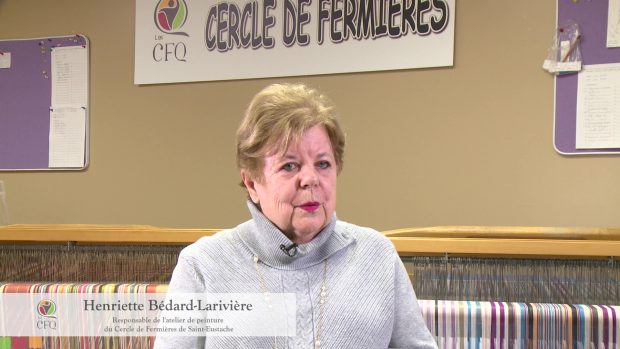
[154,202,437,349]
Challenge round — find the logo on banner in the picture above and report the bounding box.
[154,0,189,36]
[37,299,57,318]
[153,0,189,62]
[36,299,58,330]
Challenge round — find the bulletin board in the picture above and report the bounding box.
[554,0,620,155]
[0,35,89,170]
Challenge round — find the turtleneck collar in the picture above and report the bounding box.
[236,201,354,270]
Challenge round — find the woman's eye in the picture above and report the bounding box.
[317,161,331,169]
[281,163,298,172]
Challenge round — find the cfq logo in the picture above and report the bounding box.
[37,299,57,318]
[153,0,189,62]
[37,299,58,330]
[155,0,189,36]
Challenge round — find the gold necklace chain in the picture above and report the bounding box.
[253,256,328,349]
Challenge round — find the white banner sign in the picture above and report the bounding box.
[0,293,296,337]
[135,0,455,84]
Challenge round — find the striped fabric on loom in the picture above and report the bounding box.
[403,256,620,305]
[1,283,619,348]
[418,300,620,349]
[0,283,167,349]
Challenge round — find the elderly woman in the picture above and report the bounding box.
[155,84,437,348]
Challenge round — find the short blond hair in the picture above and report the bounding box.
[236,83,345,181]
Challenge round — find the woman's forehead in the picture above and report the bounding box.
[266,143,335,160]
[266,126,333,158]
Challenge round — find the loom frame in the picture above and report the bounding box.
[1,224,619,258]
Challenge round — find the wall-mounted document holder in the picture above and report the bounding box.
[0,35,89,170]
[554,0,620,155]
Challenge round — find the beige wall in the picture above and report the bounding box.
[0,0,618,230]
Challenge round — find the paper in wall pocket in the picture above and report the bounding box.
[542,20,582,75]
[0,52,11,69]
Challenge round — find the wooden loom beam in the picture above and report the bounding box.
[0,224,619,257]
[0,224,218,245]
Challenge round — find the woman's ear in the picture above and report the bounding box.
[240,170,260,204]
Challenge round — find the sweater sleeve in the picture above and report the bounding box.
[153,251,206,349]
[389,254,438,349]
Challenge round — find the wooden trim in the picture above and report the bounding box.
[390,237,620,257]
[1,224,618,257]
[0,224,219,244]
[382,226,620,240]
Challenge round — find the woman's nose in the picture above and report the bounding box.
[299,167,319,188]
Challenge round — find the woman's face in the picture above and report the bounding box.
[243,125,337,244]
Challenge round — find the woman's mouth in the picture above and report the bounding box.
[298,202,320,213]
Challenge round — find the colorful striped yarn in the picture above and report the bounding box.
[1,283,618,348]
[419,300,619,349]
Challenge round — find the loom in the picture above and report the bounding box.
[0,224,619,348]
